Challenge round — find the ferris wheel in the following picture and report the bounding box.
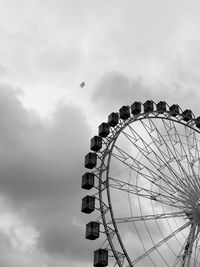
[81,100,200,267]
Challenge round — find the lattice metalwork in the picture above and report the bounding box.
[81,100,200,267]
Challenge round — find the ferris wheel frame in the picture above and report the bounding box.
[81,100,200,267]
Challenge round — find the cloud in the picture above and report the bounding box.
[0,228,43,267]
[91,69,200,119]
[0,83,94,265]
[91,71,154,112]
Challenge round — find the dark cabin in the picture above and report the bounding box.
[131,101,141,115]
[195,116,200,128]
[85,221,100,240]
[94,249,108,267]
[182,109,192,122]
[85,152,97,169]
[156,101,166,113]
[99,122,110,138]
[81,172,94,190]
[144,100,154,113]
[81,195,95,214]
[90,136,102,152]
[169,104,180,117]
[108,112,119,127]
[119,105,130,120]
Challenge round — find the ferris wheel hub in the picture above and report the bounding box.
[185,201,200,226]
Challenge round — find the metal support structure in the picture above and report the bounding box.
[181,223,197,267]
[82,101,200,266]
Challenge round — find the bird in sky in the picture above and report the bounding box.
[80,82,85,88]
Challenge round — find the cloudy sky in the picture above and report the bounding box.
[1,0,200,266]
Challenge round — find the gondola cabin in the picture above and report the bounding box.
[108,112,119,127]
[90,136,102,152]
[94,249,108,267]
[119,105,130,120]
[131,101,141,115]
[195,116,200,128]
[99,123,110,138]
[85,152,97,169]
[81,172,94,190]
[169,104,179,117]
[156,101,166,113]
[144,100,154,113]
[81,195,95,214]
[182,109,192,122]
[86,221,100,240]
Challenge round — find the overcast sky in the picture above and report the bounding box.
[1,0,200,266]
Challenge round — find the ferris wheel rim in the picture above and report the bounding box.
[81,100,200,267]
[97,103,200,266]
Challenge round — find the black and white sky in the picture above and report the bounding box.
[0,0,200,266]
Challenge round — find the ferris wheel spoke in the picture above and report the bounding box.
[109,211,186,224]
[193,235,200,266]
[141,118,196,198]
[120,126,184,197]
[111,145,185,198]
[162,120,200,205]
[123,120,200,212]
[171,120,194,169]
[143,118,200,208]
[112,145,174,193]
[172,249,200,267]
[151,118,197,197]
[142,118,191,186]
[130,221,192,266]
[152,195,183,259]
[184,126,200,193]
[162,119,194,180]
[109,177,186,209]
[184,125,200,162]
[178,223,200,266]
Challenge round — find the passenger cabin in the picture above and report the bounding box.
[169,104,180,117]
[157,101,166,113]
[131,101,141,115]
[81,172,94,190]
[86,221,100,240]
[108,112,119,127]
[85,152,97,169]
[99,123,110,138]
[119,105,130,120]
[91,136,102,152]
[144,100,154,113]
[182,109,192,122]
[94,249,108,267]
[195,117,200,128]
[81,195,95,214]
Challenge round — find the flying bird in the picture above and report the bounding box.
[80,82,85,88]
